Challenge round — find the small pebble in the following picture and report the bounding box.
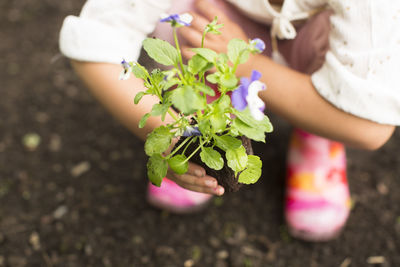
[53,205,68,219]
[49,134,62,152]
[184,259,194,267]
[70,161,91,177]
[22,133,41,151]
[141,256,149,264]
[340,257,351,267]
[367,256,385,264]
[84,244,93,256]
[209,236,221,248]
[132,235,143,245]
[29,232,41,251]
[377,183,389,195]
[35,112,49,123]
[216,250,229,260]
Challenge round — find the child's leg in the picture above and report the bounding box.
[286,129,350,241]
[281,11,351,241]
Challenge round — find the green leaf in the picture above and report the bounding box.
[150,103,170,121]
[134,91,145,104]
[188,54,209,75]
[260,116,273,133]
[220,72,238,89]
[143,38,179,66]
[206,73,219,84]
[232,118,266,142]
[139,113,150,128]
[232,108,257,126]
[167,154,189,174]
[191,48,218,62]
[132,64,148,79]
[210,113,227,133]
[162,78,180,91]
[238,155,262,184]
[215,95,230,112]
[144,126,173,156]
[171,86,205,115]
[226,146,248,172]
[205,16,223,35]
[150,69,165,86]
[195,83,215,96]
[218,53,229,64]
[233,108,273,133]
[200,147,224,170]
[198,119,211,135]
[227,38,250,65]
[214,135,241,151]
[147,154,168,187]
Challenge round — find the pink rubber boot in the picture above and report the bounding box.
[285,129,351,241]
[147,178,213,213]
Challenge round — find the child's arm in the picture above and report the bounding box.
[239,56,395,150]
[181,0,395,150]
[70,60,172,141]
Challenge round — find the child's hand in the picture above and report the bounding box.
[167,162,225,196]
[163,136,224,196]
[179,0,248,60]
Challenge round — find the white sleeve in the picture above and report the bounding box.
[59,0,172,64]
[311,1,400,125]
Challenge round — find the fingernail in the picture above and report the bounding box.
[215,186,224,195]
[194,169,204,177]
[205,179,216,187]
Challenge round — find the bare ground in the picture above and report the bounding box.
[1,1,400,266]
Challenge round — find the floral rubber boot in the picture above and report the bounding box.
[147,178,212,213]
[285,129,351,241]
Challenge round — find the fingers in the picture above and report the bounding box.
[189,12,210,32]
[166,162,225,196]
[174,177,225,195]
[195,0,228,22]
[179,12,211,48]
[167,168,215,187]
[187,161,206,177]
[179,26,203,47]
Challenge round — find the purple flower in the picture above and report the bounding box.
[232,70,266,121]
[160,13,193,27]
[182,126,201,137]
[119,59,131,80]
[250,38,266,53]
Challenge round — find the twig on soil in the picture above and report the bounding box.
[367,256,385,265]
[340,257,351,267]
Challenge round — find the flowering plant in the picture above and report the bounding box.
[121,13,273,188]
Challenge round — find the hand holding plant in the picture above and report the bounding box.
[121,13,273,192]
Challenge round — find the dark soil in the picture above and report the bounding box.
[1,1,400,266]
[175,136,253,192]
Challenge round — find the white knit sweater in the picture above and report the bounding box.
[59,0,400,125]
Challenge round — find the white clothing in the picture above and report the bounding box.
[59,0,400,125]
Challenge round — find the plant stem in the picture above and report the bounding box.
[232,50,246,74]
[175,66,186,84]
[167,136,192,159]
[201,31,206,48]
[173,28,185,76]
[182,136,197,155]
[167,109,179,122]
[183,136,210,163]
